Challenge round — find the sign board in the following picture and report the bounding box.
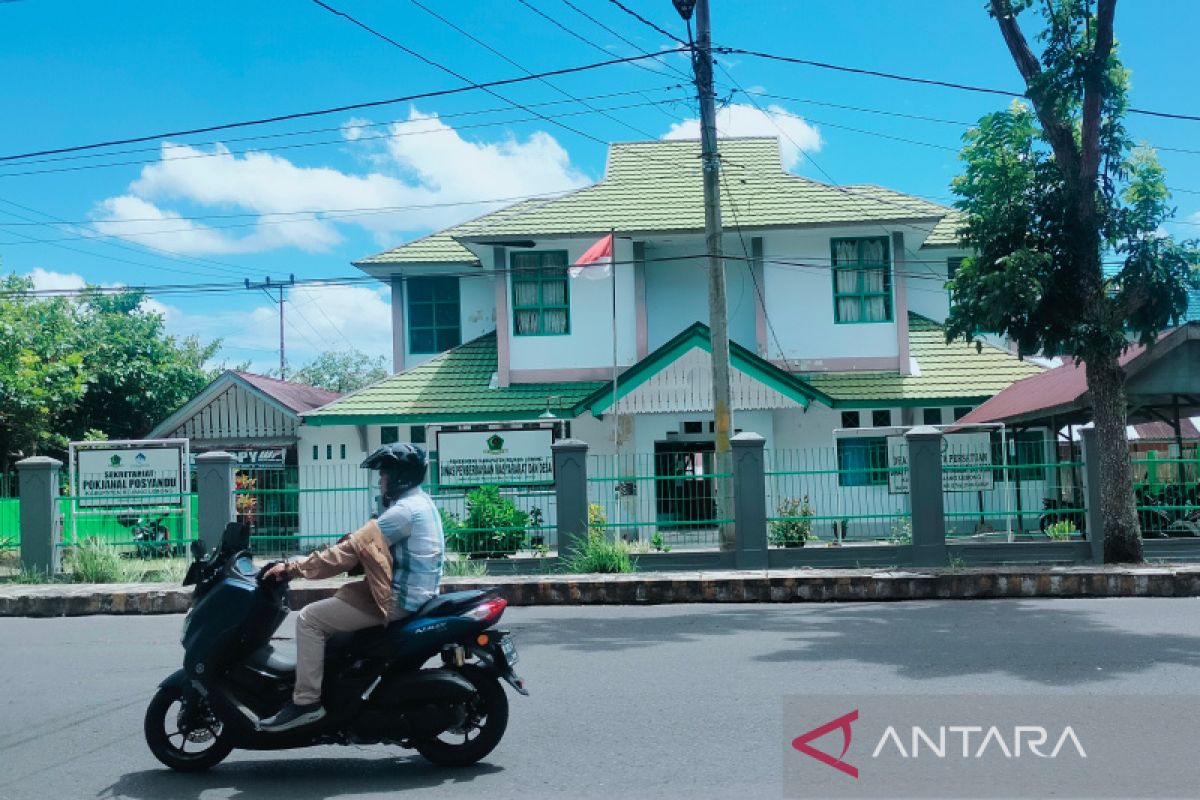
[436,429,554,487]
[72,439,189,509]
[886,432,994,494]
[231,449,286,470]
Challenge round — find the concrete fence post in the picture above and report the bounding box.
[553,439,589,557]
[732,432,768,569]
[196,451,237,547]
[18,456,62,575]
[906,426,947,567]
[1078,427,1105,565]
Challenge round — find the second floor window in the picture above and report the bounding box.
[408,276,461,354]
[832,237,892,323]
[512,251,570,336]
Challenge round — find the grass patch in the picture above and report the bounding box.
[560,530,637,574]
[444,556,488,577]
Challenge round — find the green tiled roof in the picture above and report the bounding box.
[805,314,1044,407]
[353,199,549,266]
[454,139,949,238]
[921,211,966,248]
[304,333,604,424]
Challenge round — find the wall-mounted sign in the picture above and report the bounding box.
[436,429,554,487]
[886,432,994,494]
[71,439,189,508]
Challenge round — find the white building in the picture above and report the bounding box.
[300,138,1050,541]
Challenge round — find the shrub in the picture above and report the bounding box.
[445,485,529,558]
[560,529,636,574]
[587,503,607,536]
[769,496,815,546]
[1045,520,1077,540]
[444,556,488,577]
[650,531,672,553]
[888,518,913,545]
[67,538,147,583]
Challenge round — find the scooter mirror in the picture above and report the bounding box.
[190,539,206,561]
[220,521,250,554]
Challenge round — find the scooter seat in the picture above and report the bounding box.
[410,589,492,620]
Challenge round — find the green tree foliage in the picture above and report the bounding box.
[284,350,389,393]
[948,0,1200,561]
[0,275,87,468]
[0,278,219,468]
[63,290,219,444]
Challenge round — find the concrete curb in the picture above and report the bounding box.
[4,565,1200,617]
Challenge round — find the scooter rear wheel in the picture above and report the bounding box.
[414,664,509,768]
[144,684,233,772]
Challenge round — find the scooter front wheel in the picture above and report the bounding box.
[144,684,233,772]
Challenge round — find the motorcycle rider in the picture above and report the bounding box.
[258,442,445,732]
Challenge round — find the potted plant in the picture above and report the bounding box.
[769,495,815,548]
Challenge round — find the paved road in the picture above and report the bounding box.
[2,599,1199,800]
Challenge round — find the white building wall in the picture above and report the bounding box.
[503,237,638,374]
[296,424,372,540]
[760,224,937,364]
[907,248,967,324]
[643,235,759,353]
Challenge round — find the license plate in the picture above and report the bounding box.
[499,634,519,666]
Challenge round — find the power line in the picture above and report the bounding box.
[558,0,693,82]
[406,0,663,141]
[518,0,696,106]
[603,0,688,47]
[730,47,1200,123]
[0,47,688,163]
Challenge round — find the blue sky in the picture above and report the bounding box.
[1,0,1198,371]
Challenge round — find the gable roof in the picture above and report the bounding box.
[232,372,341,413]
[303,333,605,425]
[451,139,948,240]
[921,211,966,248]
[959,322,1200,426]
[147,370,341,440]
[354,139,956,270]
[804,314,1045,408]
[578,322,831,415]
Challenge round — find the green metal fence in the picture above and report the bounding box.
[766,447,910,545]
[237,465,558,561]
[586,452,732,549]
[1133,449,1200,539]
[0,473,17,551]
[941,437,1078,541]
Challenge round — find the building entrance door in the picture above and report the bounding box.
[652,441,715,527]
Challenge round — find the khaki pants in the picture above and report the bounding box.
[292,598,406,705]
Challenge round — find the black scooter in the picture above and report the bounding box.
[144,522,527,772]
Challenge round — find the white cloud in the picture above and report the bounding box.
[27,267,86,291]
[89,108,591,256]
[662,102,822,170]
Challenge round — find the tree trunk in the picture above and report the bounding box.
[1085,356,1144,562]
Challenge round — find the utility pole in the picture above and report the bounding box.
[244,275,295,378]
[673,0,735,549]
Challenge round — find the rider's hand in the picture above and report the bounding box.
[263,562,290,582]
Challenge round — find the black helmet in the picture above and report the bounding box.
[361,443,428,499]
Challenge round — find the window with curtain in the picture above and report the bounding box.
[407,276,461,354]
[837,437,889,487]
[511,251,570,336]
[831,237,892,323]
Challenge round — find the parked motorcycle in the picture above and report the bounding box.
[1136,484,1200,538]
[144,522,527,772]
[118,513,172,558]
[1038,493,1087,535]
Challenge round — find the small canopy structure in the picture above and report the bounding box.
[959,322,1200,454]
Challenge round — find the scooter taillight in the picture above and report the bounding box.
[463,597,507,623]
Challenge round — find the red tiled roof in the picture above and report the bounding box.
[1130,419,1200,441]
[232,371,342,413]
[959,343,1150,425]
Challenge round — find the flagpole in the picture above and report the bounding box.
[610,228,620,538]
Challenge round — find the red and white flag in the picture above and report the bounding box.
[568,233,613,280]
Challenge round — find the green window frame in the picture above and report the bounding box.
[511,251,570,336]
[407,276,461,354]
[831,236,892,323]
[837,437,889,487]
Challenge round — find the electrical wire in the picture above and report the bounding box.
[0,47,688,163]
[603,0,689,47]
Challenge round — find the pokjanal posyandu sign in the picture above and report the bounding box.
[72,440,188,508]
[435,429,554,488]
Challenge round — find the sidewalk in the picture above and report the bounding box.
[3,564,1200,616]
